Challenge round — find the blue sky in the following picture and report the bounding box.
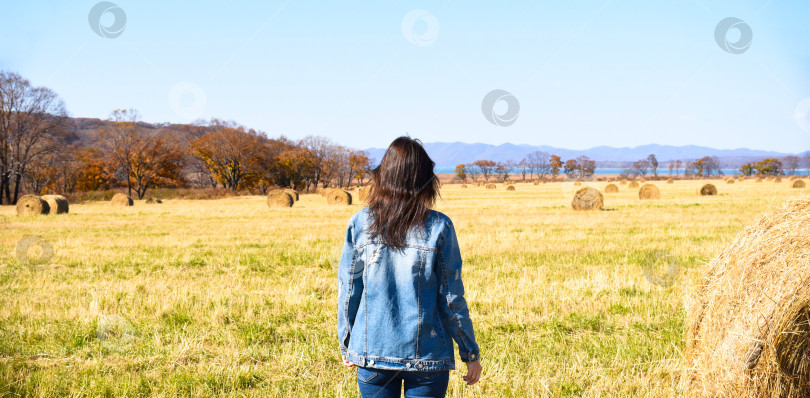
[1,0,809,152]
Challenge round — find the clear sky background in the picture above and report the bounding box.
[1,0,809,152]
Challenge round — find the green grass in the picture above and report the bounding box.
[0,179,803,397]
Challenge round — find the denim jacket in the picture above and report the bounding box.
[337,208,480,371]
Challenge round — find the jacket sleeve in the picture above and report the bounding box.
[437,220,481,363]
[337,220,362,355]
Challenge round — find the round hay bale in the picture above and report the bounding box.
[638,184,660,200]
[358,186,371,202]
[111,193,134,206]
[506,185,515,191]
[640,179,647,184]
[460,184,467,188]
[620,179,628,185]
[145,197,163,204]
[666,178,674,184]
[485,183,496,189]
[755,178,763,183]
[604,184,619,193]
[573,181,582,186]
[793,180,806,189]
[726,178,736,184]
[533,180,539,186]
[16,195,49,215]
[628,181,639,189]
[774,177,782,183]
[571,187,603,211]
[41,194,69,214]
[327,189,352,205]
[684,195,810,396]
[267,190,294,208]
[283,189,299,201]
[699,184,718,196]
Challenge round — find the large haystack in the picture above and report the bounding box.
[267,190,294,207]
[684,195,810,397]
[638,184,660,200]
[327,189,352,205]
[604,184,619,193]
[16,195,49,215]
[628,181,639,188]
[111,193,134,206]
[794,180,806,189]
[571,187,603,211]
[41,195,69,214]
[699,184,718,196]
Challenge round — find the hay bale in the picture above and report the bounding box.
[358,186,371,202]
[533,180,539,185]
[640,179,647,184]
[666,178,674,184]
[485,183,496,189]
[506,185,515,191]
[793,180,806,189]
[41,194,69,214]
[571,187,603,211]
[638,184,660,200]
[726,178,736,184]
[573,181,582,186]
[145,197,163,204]
[327,189,352,205]
[620,179,628,185]
[604,184,619,193]
[684,195,810,397]
[284,189,299,201]
[628,181,639,188]
[111,193,133,206]
[699,184,718,196]
[755,178,763,183]
[460,184,467,188]
[774,177,782,183]
[16,195,49,215]
[267,190,294,207]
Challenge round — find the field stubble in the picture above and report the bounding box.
[0,180,802,397]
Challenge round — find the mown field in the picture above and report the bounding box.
[0,178,804,397]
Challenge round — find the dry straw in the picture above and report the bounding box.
[684,195,810,397]
[327,189,352,205]
[267,190,294,207]
[16,195,49,215]
[604,184,619,193]
[41,195,69,214]
[506,185,515,191]
[699,184,718,196]
[111,193,134,206]
[284,189,299,201]
[638,184,660,200]
[571,187,603,211]
[793,180,806,189]
[628,181,639,188]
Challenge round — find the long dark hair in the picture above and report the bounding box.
[366,137,439,248]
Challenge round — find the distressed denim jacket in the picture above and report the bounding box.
[337,209,480,371]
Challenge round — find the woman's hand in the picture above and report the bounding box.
[341,355,356,368]
[463,360,481,385]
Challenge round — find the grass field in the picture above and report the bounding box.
[0,179,804,397]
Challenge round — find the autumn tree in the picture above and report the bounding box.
[454,164,467,182]
[349,151,371,186]
[549,155,562,179]
[189,124,268,191]
[473,160,496,182]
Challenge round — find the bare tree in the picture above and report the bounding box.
[783,155,800,175]
[0,71,70,204]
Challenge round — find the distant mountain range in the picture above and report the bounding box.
[365,142,805,169]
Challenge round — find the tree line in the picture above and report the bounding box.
[0,71,371,205]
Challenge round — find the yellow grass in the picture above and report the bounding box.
[0,179,803,397]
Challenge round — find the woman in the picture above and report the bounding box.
[337,137,482,398]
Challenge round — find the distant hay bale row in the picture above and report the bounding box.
[111,193,134,206]
[604,184,619,193]
[16,194,69,215]
[638,184,660,200]
[699,184,718,196]
[684,195,810,396]
[571,187,603,211]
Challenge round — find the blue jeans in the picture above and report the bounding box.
[357,367,449,398]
